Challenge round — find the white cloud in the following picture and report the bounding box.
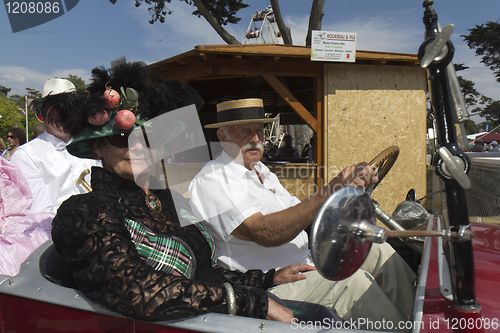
[0,66,90,96]
[284,9,421,53]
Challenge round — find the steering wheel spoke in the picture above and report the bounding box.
[366,145,399,195]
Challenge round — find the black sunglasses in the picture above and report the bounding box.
[7,135,15,139]
[107,131,162,149]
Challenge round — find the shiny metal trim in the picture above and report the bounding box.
[437,220,454,301]
[411,215,435,333]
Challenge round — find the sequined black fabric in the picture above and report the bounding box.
[52,167,274,322]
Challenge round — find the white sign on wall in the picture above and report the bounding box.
[311,31,357,62]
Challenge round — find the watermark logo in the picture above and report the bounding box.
[4,0,79,33]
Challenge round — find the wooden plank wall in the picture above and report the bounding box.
[325,63,428,216]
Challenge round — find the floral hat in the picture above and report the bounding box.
[66,62,203,159]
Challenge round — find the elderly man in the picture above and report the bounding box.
[10,79,99,213]
[189,98,416,326]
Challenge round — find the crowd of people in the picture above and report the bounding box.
[2,61,421,329]
[469,138,500,152]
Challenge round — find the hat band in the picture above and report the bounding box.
[217,107,265,123]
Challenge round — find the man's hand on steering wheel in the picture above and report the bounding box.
[326,162,379,196]
[324,146,399,197]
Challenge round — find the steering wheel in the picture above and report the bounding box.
[365,145,399,195]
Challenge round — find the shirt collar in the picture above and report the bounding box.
[38,131,73,151]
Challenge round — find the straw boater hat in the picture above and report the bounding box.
[204,98,274,128]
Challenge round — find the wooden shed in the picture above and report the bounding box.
[149,44,427,215]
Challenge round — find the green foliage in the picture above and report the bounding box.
[456,75,484,113]
[0,85,11,97]
[188,0,249,25]
[465,119,479,135]
[8,87,41,109]
[0,95,25,141]
[478,100,500,130]
[476,121,487,132]
[62,74,86,90]
[25,87,41,98]
[109,0,248,26]
[453,63,494,120]
[8,94,24,109]
[462,19,500,82]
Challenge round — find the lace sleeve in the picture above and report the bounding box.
[52,194,269,321]
[224,268,276,290]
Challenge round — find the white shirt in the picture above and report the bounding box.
[10,131,100,214]
[189,151,311,272]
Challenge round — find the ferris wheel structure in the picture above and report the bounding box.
[244,6,283,45]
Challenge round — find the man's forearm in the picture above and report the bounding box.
[232,162,376,247]
[233,187,328,247]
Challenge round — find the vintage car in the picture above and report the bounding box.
[1,1,499,332]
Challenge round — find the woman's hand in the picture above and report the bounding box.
[266,298,294,322]
[273,264,316,285]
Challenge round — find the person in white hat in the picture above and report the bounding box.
[10,79,100,214]
[189,98,416,328]
[490,140,500,152]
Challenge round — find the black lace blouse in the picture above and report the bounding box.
[52,167,275,322]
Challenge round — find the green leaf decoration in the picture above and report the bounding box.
[119,86,139,109]
[126,87,139,102]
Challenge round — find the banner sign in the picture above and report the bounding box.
[311,31,357,62]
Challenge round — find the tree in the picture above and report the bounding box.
[477,100,500,130]
[0,95,25,141]
[270,0,291,45]
[0,85,11,97]
[109,0,324,45]
[462,19,500,82]
[109,0,246,44]
[62,74,86,90]
[465,119,478,135]
[305,0,325,47]
[8,87,41,110]
[455,63,484,113]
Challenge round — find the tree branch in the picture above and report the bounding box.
[191,0,241,44]
[305,0,325,47]
[270,0,292,45]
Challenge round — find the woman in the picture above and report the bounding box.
[0,158,52,276]
[2,127,26,160]
[52,62,338,323]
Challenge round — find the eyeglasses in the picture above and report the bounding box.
[107,131,162,149]
[6,135,15,139]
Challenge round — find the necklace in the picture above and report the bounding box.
[145,193,162,214]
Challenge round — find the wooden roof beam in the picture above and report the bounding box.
[212,59,322,77]
[262,74,318,131]
[159,61,216,81]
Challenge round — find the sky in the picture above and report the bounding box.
[1,0,499,123]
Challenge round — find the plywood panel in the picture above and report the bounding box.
[325,63,427,217]
[266,163,317,201]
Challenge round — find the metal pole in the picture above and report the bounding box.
[25,96,28,141]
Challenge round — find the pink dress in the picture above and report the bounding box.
[0,158,52,276]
